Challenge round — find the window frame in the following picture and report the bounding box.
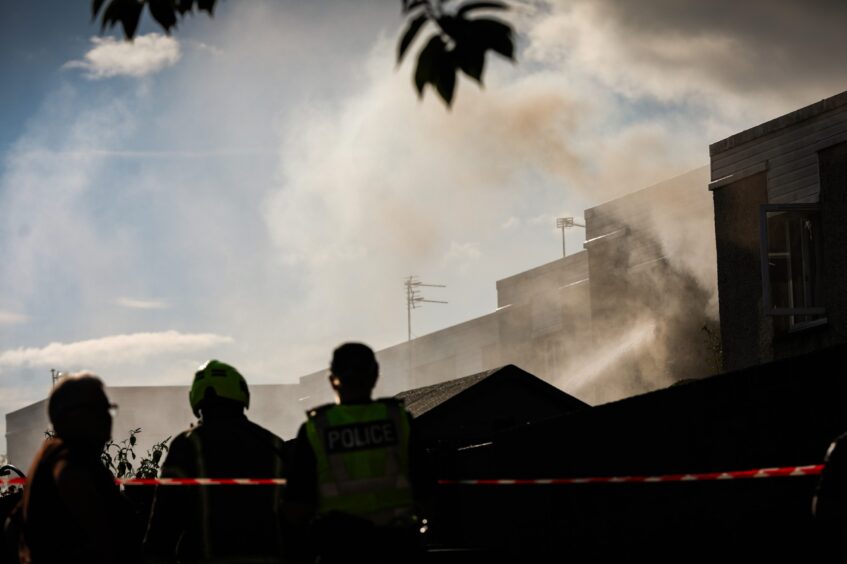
[759,203,825,317]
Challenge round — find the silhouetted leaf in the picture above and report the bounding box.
[148,0,178,32]
[92,0,107,20]
[176,0,195,15]
[197,0,217,15]
[455,43,486,83]
[414,35,445,96]
[129,434,137,446]
[403,0,427,13]
[398,13,429,64]
[413,35,457,107]
[457,1,508,17]
[436,14,460,39]
[101,0,144,39]
[434,55,457,106]
[470,17,513,60]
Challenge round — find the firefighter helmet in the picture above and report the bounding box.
[189,360,250,416]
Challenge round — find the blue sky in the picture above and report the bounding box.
[2,0,847,452]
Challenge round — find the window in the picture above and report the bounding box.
[760,204,825,332]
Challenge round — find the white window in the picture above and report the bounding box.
[759,204,825,332]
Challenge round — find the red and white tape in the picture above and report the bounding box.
[0,477,287,487]
[437,464,824,486]
[0,464,824,488]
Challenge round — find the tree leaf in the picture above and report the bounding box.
[455,43,486,84]
[457,1,508,17]
[403,0,427,14]
[434,56,457,107]
[197,0,217,15]
[413,35,458,107]
[130,434,137,446]
[470,17,514,60]
[414,35,446,97]
[397,13,429,64]
[176,0,194,15]
[92,0,107,20]
[148,0,178,30]
[100,0,144,40]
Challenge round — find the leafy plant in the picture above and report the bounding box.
[398,0,514,107]
[134,436,172,479]
[45,427,170,479]
[89,0,515,108]
[102,428,171,479]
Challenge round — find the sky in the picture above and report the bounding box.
[2,0,847,453]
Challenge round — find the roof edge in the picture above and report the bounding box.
[710,90,847,156]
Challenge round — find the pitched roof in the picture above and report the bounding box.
[396,368,498,418]
[395,364,588,419]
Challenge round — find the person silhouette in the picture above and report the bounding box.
[144,360,287,564]
[285,343,428,564]
[21,372,140,564]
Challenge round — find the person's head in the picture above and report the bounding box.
[48,373,112,450]
[189,360,250,419]
[329,342,378,404]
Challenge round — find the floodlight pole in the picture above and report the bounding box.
[556,217,586,257]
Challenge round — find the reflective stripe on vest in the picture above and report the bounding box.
[305,401,414,525]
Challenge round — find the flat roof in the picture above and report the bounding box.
[710,89,847,156]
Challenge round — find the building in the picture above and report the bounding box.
[710,90,847,371]
[5,151,718,467]
[6,384,302,473]
[396,364,588,450]
[298,166,717,408]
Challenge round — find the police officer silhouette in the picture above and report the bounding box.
[285,343,426,564]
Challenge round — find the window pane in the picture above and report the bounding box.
[765,208,823,330]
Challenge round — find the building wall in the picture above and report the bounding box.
[5,383,303,469]
[581,166,717,402]
[711,91,847,370]
[710,90,847,204]
[296,251,593,405]
[713,171,770,371]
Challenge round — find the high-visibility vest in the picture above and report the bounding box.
[305,400,415,526]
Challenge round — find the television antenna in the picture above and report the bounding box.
[404,276,447,342]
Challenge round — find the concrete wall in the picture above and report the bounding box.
[5,383,303,470]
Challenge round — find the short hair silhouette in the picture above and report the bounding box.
[48,373,107,429]
[330,343,378,383]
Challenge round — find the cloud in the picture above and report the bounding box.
[114,297,169,310]
[501,216,521,230]
[65,34,181,79]
[0,331,233,369]
[0,311,28,325]
[445,241,482,262]
[528,0,847,121]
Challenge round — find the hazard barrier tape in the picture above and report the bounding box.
[0,464,824,487]
[436,464,824,486]
[0,477,287,487]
